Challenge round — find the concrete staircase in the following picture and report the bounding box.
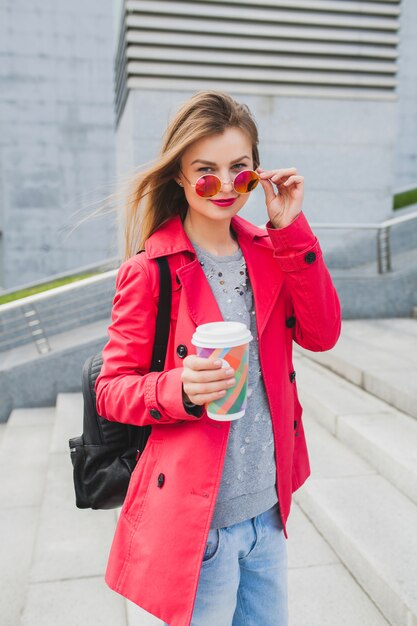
[294,318,417,626]
[2,318,416,625]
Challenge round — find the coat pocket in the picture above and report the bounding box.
[202,528,221,565]
[121,440,163,525]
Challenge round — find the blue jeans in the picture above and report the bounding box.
[167,503,288,626]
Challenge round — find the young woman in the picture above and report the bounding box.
[95,90,341,626]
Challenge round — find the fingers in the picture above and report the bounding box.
[257,167,297,181]
[185,388,229,406]
[181,355,236,406]
[257,167,303,188]
[282,175,304,187]
[184,376,236,397]
[258,176,276,204]
[183,354,232,372]
[182,356,235,384]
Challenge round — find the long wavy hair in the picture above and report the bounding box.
[123,90,260,260]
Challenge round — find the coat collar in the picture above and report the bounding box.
[145,214,283,338]
[145,214,270,259]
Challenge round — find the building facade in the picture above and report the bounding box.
[114,0,402,253]
[1,0,416,289]
[0,0,117,289]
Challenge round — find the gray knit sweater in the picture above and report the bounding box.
[191,241,278,529]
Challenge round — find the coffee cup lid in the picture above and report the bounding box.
[191,321,253,348]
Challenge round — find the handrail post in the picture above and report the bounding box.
[377,226,392,274]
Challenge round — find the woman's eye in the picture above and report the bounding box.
[232,163,247,170]
[198,167,213,173]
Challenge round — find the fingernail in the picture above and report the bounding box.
[227,378,236,386]
[213,360,222,366]
[225,368,234,375]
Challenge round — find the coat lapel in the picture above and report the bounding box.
[176,258,224,327]
[146,214,285,337]
[232,218,285,338]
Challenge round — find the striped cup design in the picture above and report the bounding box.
[197,343,249,419]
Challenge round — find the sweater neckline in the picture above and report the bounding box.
[191,240,243,263]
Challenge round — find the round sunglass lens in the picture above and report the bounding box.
[234,170,259,194]
[195,175,221,198]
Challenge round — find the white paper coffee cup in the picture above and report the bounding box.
[191,322,253,420]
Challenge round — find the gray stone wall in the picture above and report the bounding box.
[0,0,117,289]
[116,89,398,255]
[395,0,417,188]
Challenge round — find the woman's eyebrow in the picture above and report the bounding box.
[190,155,251,166]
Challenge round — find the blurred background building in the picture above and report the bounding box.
[0,0,117,289]
[0,0,416,294]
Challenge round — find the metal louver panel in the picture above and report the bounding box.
[115,0,400,121]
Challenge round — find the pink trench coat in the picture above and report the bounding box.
[95,211,341,626]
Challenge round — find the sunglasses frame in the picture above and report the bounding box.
[179,169,260,198]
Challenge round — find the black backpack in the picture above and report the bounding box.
[69,256,171,509]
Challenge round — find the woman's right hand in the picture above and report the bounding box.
[181,355,236,406]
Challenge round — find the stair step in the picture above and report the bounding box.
[29,396,118,583]
[297,356,417,505]
[294,353,389,435]
[0,407,56,509]
[51,393,84,454]
[0,407,55,625]
[124,499,390,626]
[302,415,376,480]
[287,503,390,625]
[341,319,417,356]
[0,422,6,446]
[29,451,119,584]
[17,392,128,626]
[296,319,417,419]
[6,407,57,428]
[1,507,40,626]
[295,418,417,626]
[126,600,163,626]
[21,576,127,626]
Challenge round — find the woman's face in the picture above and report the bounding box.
[177,127,254,224]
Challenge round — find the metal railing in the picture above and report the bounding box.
[0,270,118,355]
[310,208,417,274]
[0,256,120,298]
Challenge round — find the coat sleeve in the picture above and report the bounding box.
[266,211,341,352]
[95,257,202,426]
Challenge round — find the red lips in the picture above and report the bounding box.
[209,198,237,207]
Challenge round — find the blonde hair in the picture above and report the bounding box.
[123,90,260,259]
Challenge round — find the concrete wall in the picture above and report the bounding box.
[116,89,398,256]
[395,0,417,187]
[0,0,117,289]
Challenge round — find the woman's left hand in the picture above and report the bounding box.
[257,167,304,229]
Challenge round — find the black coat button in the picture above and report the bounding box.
[150,408,162,420]
[305,251,316,264]
[175,275,181,285]
[290,371,296,383]
[157,473,165,488]
[294,420,298,430]
[176,344,188,359]
[286,316,296,328]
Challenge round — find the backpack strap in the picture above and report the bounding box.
[151,256,172,372]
